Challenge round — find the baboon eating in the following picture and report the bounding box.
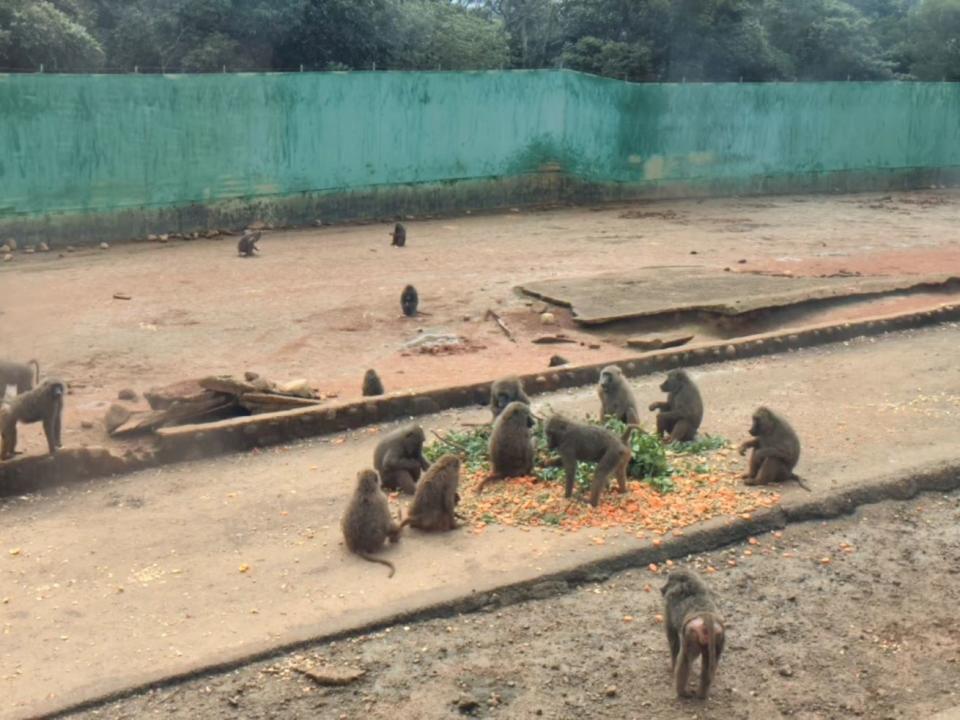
[489,376,531,420]
[340,469,402,577]
[649,370,704,443]
[598,365,640,424]
[401,284,419,317]
[661,569,725,699]
[362,369,384,396]
[544,415,631,507]
[373,424,431,494]
[390,223,406,247]
[738,406,804,487]
[0,359,39,395]
[478,401,536,493]
[0,378,65,460]
[237,230,261,257]
[399,454,460,531]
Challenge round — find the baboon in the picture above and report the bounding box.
[478,401,536,493]
[373,424,430,494]
[738,406,803,487]
[598,365,640,424]
[0,378,65,460]
[662,569,725,699]
[340,469,402,577]
[362,369,385,396]
[400,454,460,531]
[489,376,531,419]
[544,415,631,507]
[401,284,419,317]
[390,223,406,247]
[0,359,39,395]
[649,370,704,443]
[237,230,261,257]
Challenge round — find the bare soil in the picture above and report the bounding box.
[71,491,960,720]
[1,190,959,456]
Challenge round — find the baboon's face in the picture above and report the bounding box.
[600,367,620,389]
[749,409,771,437]
[661,371,684,393]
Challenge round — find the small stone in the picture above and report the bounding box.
[549,355,569,367]
[117,388,139,402]
[104,404,132,434]
[725,344,737,358]
[540,312,557,325]
[81,420,94,429]
[24,247,34,254]
[99,242,109,250]
[456,695,480,714]
[605,685,618,697]
[0,244,10,253]
[737,258,747,264]
[147,234,158,241]
[158,234,169,242]
[3,253,11,262]
[6,238,16,250]
[37,242,49,252]
[779,666,794,677]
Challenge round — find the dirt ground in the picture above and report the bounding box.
[3,323,960,719]
[70,491,960,720]
[1,190,959,455]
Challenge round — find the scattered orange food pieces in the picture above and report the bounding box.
[748,537,760,545]
[239,564,251,573]
[623,615,635,623]
[654,613,664,624]
[648,563,659,573]
[820,557,832,565]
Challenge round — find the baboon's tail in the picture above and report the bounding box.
[358,552,395,578]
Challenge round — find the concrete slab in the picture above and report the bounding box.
[520,267,959,324]
[3,323,960,719]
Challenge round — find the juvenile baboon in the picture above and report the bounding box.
[662,569,725,699]
[0,378,65,460]
[489,376,531,420]
[362,369,385,396]
[340,469,402,577]
[373,424,430,494]
[598,365,640,424]
[390,223,406,247]
[738,406,802,487]
[478,401,536,493]
[0,359,39,395]
[400,454,460,531]
[544,415,631,507]
[237,230,261,257]
[401,284,419,317]
[649,370,704,443]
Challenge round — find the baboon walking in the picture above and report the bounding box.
[662,569,725,699]
[0,378,65,460]
[544,415,631,507]
[341,469,402,577]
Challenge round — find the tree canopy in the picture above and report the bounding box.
[0,0,954,81]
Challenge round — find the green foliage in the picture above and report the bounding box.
[424,415,678,495]
[908,0,960,80]
[391,0,510,70]
[0,0,104,71]
[561,36,653,80]
[669,434,729,454]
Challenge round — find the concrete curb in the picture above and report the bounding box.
[1,302,958,497]
[24,459,960,720]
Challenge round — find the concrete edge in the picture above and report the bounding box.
[22,459,960,720]
[1,301,958,497]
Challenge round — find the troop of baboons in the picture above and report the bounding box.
[339,362,793,698]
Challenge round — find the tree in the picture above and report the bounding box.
[763,0,894,80]
[0,0,104,71]
[561,36,653,80]
[392,0,510,70]
[907,0,960,79]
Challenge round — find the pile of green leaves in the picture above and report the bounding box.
[423,414,719,495]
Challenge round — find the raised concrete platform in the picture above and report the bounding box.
[520,268,960,324]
